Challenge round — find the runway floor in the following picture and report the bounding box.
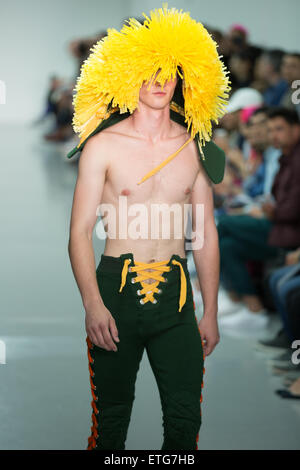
[1,122,299,450]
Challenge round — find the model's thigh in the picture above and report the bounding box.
[86,269,145,449]
[146,308,204,415]
[91,270,144,401]
[91,337,143,397]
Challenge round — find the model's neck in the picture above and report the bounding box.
[130,103,173,142]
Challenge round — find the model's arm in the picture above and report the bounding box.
[68,136,119,352]
[190,168,220,356]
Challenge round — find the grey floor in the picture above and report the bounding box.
[1,121,300,450]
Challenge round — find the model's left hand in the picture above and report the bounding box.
[197,315,220,356]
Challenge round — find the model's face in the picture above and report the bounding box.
[138,69,178,110]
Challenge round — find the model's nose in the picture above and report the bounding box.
[154,80,165,90]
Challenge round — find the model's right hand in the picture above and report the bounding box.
[85,302,120,351]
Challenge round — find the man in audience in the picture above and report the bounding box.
[214,107,280,214]
[255,49,288,106]
[266,108,300,248]
[280,53,300,117]
[239,107,281,200]
[217,108,300,333]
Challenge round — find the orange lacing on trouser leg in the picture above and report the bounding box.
[86,336,100,450]
[192,291,206,451]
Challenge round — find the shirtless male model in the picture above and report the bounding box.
[67,5,230,450]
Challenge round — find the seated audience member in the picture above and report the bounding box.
[285,285,300,345]
[33,76,64,124]
[265,108,300,248]
[280,53,300,117]
[206,27,223,47]
[219,23,261,91]
[68,31,107,78]
[266,272,300,389]
[220,87,263,151]
[239,107,281,200]
[43,82,75,142]
[228,49,256,89]
[214,107,280,214]
[218,23,249,74]
[267,248,300,344]
[255,50,288,106]
[217,108,300,332]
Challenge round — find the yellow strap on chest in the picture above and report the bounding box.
[136,135,194,185]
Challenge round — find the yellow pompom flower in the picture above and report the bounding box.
[72,3,231,148]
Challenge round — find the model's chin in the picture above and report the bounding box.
[138,94,172,110]
[150,103,170,111]
[147,98,171,109]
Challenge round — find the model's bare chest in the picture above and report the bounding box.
[104,142,200,204]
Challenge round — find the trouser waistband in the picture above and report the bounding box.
[98,252,188,312]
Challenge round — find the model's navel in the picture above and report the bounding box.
[121,188,131,196]
[184,187,191,195]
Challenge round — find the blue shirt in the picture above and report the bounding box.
[263,79,289,107]
[243,146,281,198]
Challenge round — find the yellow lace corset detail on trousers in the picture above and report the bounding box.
[119,258,187,312]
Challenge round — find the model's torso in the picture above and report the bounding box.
[95,118,200,280]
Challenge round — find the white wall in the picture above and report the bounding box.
[127,0,300,51]
[0,0,130,123]
[0,0,299,123]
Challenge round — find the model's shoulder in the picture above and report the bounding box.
[80,124,123,159]
[78,130,113,170]
[100,115,133,140]
[80,131,107,154]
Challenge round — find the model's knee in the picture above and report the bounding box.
[162,390,201,449]
[89,400,133,450]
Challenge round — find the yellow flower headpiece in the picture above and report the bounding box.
[71,4,231,149]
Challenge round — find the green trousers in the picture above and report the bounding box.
[86,252,205,450]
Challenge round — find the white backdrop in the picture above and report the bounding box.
[128,0,300,51]
[0,0,299,123]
